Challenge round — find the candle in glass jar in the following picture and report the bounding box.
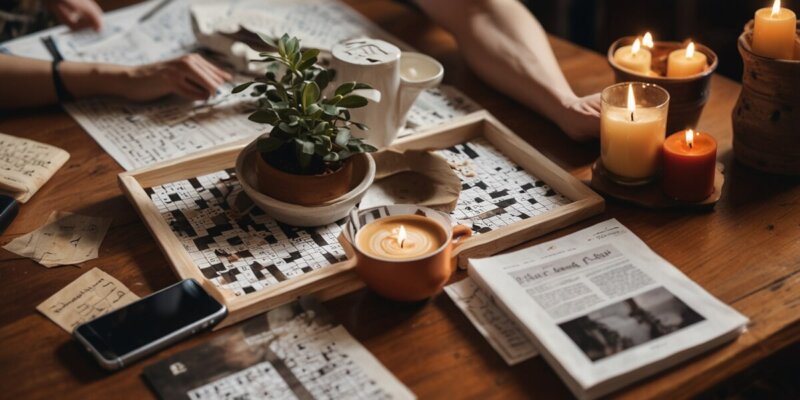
[662,129,717,202]
[356,215,445,260]
[667,42,708,77]
[601,83,669,183]
[752,0,797,59]
[613,38,652,74]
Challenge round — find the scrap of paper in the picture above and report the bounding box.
[36,268,139,333]
[444,277,538,365]
[2,211,112,267]
[0,133,70,203]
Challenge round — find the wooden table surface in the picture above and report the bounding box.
[1,1,799,399]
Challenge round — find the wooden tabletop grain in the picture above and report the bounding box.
[1,1,798,399]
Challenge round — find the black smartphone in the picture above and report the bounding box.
[73,279,227,370]
[0,194,18,234]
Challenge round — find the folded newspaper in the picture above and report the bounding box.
[468,219,748,400]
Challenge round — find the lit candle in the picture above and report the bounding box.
[667,42,708,77]
[642,32,655,49]
[752,0,797,59]
[356,215,445,260]
[613,38,652,74]
[600,82,669,184]
[662,129,717,201]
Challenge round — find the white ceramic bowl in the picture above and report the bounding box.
[235,140,376,227]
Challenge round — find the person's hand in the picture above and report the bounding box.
[560,93,601,141]
[120,54,233,102]
[44,0,104,32]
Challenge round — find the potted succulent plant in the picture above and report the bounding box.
[233,34,377,206]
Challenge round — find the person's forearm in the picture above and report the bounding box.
[0,54,132,108]
[416,0,578,118]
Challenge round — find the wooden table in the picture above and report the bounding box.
[1,1,798,399]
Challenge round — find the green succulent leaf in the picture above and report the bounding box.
[336,95,369,108]
[334,82,356,96]
[248,110,278,124]
[232,82,255,94]
[301,81,320,112]
[277,33,289,56]
[334,128,350,148]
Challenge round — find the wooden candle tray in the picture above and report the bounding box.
[576,159,724,209]
[119,111,604,328]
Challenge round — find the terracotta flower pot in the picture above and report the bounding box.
[256,153,355,206]
[608,37,718,134]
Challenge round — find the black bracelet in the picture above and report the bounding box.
[51,60,74,102]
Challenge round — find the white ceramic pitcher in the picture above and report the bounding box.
[330,38,444,148]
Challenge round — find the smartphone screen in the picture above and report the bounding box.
[74,279,225,365]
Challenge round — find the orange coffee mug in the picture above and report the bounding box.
[341,205,472,301]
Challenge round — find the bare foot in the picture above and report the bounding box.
[558,93,601,142]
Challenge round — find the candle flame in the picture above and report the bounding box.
[772,0,781,16]
[632,38,641,55]
[627,84,636,121]
[685,41,695,59]
[397,225,407,248]
[643,32,654,48]
[685,129,695,149]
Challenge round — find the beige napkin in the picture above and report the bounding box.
[360,149,461,212]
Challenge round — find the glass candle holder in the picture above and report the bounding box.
[600,82,670,186]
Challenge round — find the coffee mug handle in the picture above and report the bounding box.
[451,224,473,245]
[449,224,473,270]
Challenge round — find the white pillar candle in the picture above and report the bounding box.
[667,42,708,77]
[613,38,652,74]
[752,0,797,59]
[600,83,669,182]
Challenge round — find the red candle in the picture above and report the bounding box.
[662,129,717,202]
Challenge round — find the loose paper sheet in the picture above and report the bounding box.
[142,297,415,400]
[36,267,139,333]
[444,278,538,365]
[3,211,112,267]
[0,133,70,203]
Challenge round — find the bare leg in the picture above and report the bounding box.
[416,0,600,141]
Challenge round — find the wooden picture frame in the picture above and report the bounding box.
[119,111,604,328]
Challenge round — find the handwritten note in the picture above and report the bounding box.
[3,211,112,267]
[444,277,538,365]
[36,268,139,333]
[0,133,70,203]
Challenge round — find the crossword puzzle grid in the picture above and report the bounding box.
[435,137,571,233]
[147,139,571,295]
[186,307,394,400]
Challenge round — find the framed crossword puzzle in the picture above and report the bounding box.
[119,111,604,328]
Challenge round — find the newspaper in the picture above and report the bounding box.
[468,219,749,400]
[444,278,538,365]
